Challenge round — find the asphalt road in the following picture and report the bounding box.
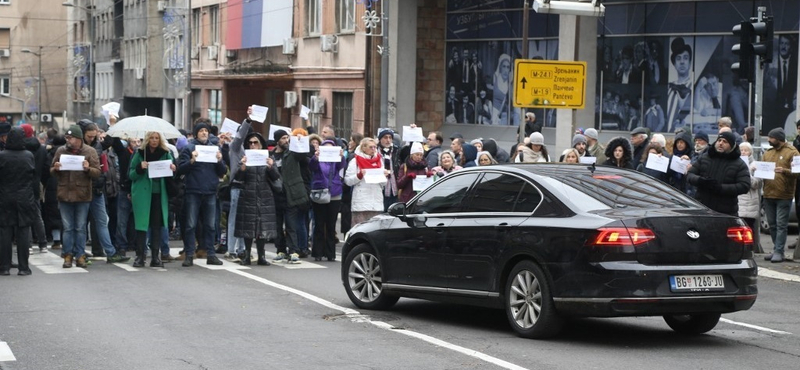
[1,237,799,370]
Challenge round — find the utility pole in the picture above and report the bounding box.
[379,1,389,131]
[519,0,529,143]
[184,0,192,130]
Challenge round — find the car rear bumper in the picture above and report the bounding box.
[553,294,757,317]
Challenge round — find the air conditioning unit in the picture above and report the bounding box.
[225,49,237,60]
[284,91,297,108]
[135,68,144,80]
[320,35,338,53]
[310,96,325,114]
[0,49,9,58]
[40,113,53,123]
[282,38,296,55]
[157,1,167,12]
[208,44,218,60]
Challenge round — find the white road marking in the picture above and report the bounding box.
[228,269,529,370]
[758,267,800,283]
[0,341,16,362]
[29,252,87,274]
[720,318,792,335]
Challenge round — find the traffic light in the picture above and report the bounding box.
[751,17,773,64]
[732,21,754,82]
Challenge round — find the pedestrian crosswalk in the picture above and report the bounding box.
[26,248,337,274]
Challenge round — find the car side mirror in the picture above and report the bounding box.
[388,202,407,220]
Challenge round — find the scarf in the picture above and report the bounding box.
[356,151,382,170]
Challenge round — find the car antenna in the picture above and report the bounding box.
[587,162,596,174]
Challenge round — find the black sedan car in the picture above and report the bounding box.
[340,164,758,339]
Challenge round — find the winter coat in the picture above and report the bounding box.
[0,128,39,227]
[631,137,650,170]
[309,150,346,197]
[228,118,251,190]
[587,142,606,164]
[396,157,431,203]
[515,145,549,163]
[636,154,671,183]
[111,137,136,192]
[482,139,509,163]
[602,137,635,169]
[177,138,227,195]
[235,132,279,240]
[668,131,694,193]
[738,155,762,219]
[51,141,101,203]
[426,145,443,169]
[461,143,479,168]
[23,137,48,200]
[271,149,310,209]
[687,144,750,216]
[129,147,173,231]
[43,139,63,229]
[762,141,800,200]
[344,149,385,213]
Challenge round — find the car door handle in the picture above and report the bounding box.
[495,223,512,231]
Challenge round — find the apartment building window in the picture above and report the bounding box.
[192,8,201,45]
[337,0,355,33]
[208,89,222,125]
[332,92,353,141]
[0,76,10,96]
[0,1,10,5]
[209,5,220,45]
[306,0,321,36]
[0,28,9,50]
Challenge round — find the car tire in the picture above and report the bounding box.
[663,313,721,335]
[343,244,399,310]
[504,260,562,339]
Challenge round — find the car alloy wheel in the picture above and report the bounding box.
[344,244,398,310]
[505,261,562,338]
[663,313,721,335]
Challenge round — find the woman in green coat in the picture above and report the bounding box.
[129,131,176,268]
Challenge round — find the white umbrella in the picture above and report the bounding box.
[106,115,183,139]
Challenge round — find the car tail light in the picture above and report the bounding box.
[727,226,753,244]
[590,227,656,246]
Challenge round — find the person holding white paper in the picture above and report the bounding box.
[397,142,432,204]
[224,106,255,263]
[129,132,177,268]
[235,131,280,266]
[686,130,749,216]
[309,140,346,261]
[761,128,800,262]
[667,130,694,194]
[737,142,763,253]
[345,137,387,226]
[636,144,669,183]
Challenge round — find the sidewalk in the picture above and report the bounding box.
[754,231,800,278]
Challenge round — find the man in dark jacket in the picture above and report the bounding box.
[177,120,228,266]
[19,124,50,253]
[630,127,650,169]
[0,127,38,275]
[269,129,308,264]
[686,131,750,215]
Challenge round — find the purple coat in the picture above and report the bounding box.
[309,154,346,197]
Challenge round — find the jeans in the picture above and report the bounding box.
[275,205,298,255]
[764,198,792,255]
[294,208,309,252]
[90,193,118,257]
[227,187,244,255]
[59,202,91,258]
[116,189,132,251]
[183,193,217,258]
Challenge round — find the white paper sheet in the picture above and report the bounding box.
[59,154,85,171]
[147,160,173,178]
[300,105,311,120]
[196,145,219,163]
[249,104,269,123]
[102,102,120,116]
[244,149,269,167]
[792,156,800,173]
[669,157,690,174]
[412,175,433,191]
[220,118,240,135]
[364,168,387,184]
[268,124,291,141]
[319,146,341,163]
[741,156,750,166]
[289,136,310,153]
[754,161,776,179]
[402,126,425,143]
[645,155,669,173]
[578,156,596,164]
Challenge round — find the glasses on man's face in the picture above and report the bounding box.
[248,141,260,145]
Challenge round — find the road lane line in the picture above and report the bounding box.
[228,269,530,370]
[758,267,800,283]
[0,341,16,362]
[720,318,792,335]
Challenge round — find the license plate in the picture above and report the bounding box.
[669,275,725,291]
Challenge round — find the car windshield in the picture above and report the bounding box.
[526,166,703,211]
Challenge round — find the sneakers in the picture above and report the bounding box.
[223,252,240,262]
[771,253,785,263]
[273,252,287,262]
[289,253,300,264]
[107,253,131,263]
[51,242,62,250]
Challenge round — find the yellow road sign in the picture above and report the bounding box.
[513,59,587,109]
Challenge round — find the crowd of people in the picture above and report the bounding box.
[2,107,799,275]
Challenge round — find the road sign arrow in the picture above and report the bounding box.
[521,77,527,89]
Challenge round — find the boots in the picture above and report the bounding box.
[182,256,194,267]
[257,244,269,266]
[241,247,251,265]
[150,246,163,267]
[132,242,146,268]
[75,255,88,268]
[62,254,73,268]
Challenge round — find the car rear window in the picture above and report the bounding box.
[535,168,701,211]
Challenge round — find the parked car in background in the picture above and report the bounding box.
[341,164,758,339]
[760,199,798,234]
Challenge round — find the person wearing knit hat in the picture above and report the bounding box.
[761,126,800,263]
[396,141,431,204]
[65,124,83,139]
[583,128,606,163]
[177,117,228,267]
[273,129,289,142]
[378,129,394,141]
[19,123,34,139]
[571,134,587,156]
[529,132,544,145]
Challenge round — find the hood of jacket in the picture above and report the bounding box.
[245,132,267,148]
[4,127,26,150]
[672,130,694,157]
[481,139,498,157]
[604,136,633,162]
[462,143,478,163]
[23,136,41,153]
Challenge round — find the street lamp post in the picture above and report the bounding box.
[21,47,42,131]
[62,0,94,123]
